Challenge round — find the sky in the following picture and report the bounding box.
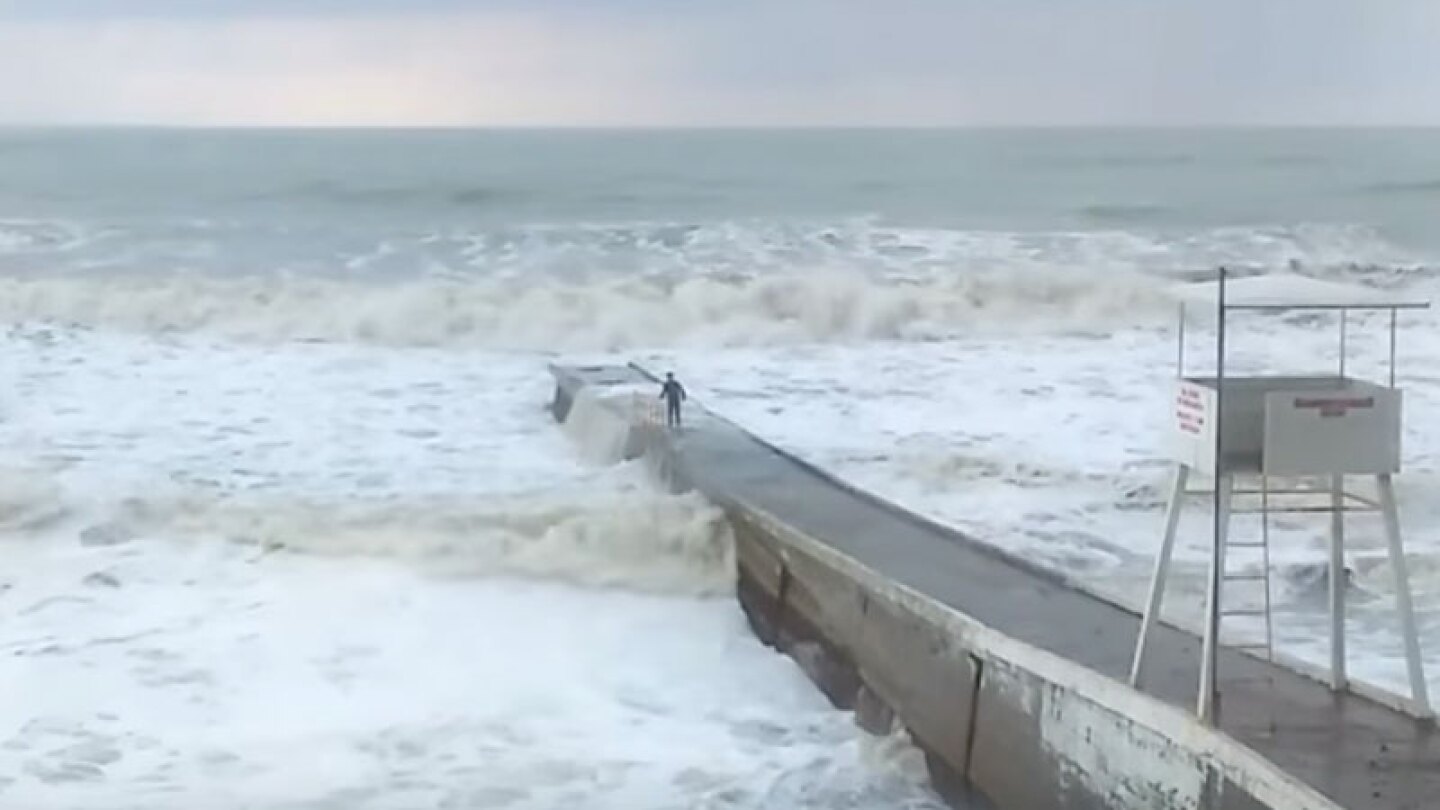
[0,1,1437,127]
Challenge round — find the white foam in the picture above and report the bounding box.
[0,329,942,808]
[561,384,650,466]
[1,538,938,809]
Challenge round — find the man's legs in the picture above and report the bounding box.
[667,401,681,428]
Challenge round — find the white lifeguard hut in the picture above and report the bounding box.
[1128,268,1432,724]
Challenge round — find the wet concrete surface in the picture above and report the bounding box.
[555,364,1440,810]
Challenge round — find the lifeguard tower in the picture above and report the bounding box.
[1128,269,1432,724]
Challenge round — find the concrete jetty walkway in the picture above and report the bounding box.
[551,363,1437,810]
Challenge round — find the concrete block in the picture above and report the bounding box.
[853,588,981,779]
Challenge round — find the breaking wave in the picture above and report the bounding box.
[0,268,1175,350]
[0,482,736,597]
[185,490,736,596]
[1,213,1427,350]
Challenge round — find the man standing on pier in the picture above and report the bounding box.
[659,371,687,429]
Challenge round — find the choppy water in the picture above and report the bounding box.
[3,127,1440,807]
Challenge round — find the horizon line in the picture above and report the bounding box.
[4,122,1440,132]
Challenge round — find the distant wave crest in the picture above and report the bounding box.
[1034,153,1195,169]
[1356,179,1440,196]
[0,267,1174,350]
[1076,203,1172,223]
[241,181,526,208]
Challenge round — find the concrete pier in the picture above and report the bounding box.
[550,363,1439,810]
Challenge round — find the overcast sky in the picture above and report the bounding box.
[0,1,1436,126]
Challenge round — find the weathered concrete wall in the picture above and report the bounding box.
[727,506,1333,810]
[549,365,1344,810]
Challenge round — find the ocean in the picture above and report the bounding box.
[3,127,1440,808]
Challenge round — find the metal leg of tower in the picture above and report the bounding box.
[1198,474,1233,723]
[1329,473,1347,691]
[1131,464,1190,687]
[1377,473,1432,717]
